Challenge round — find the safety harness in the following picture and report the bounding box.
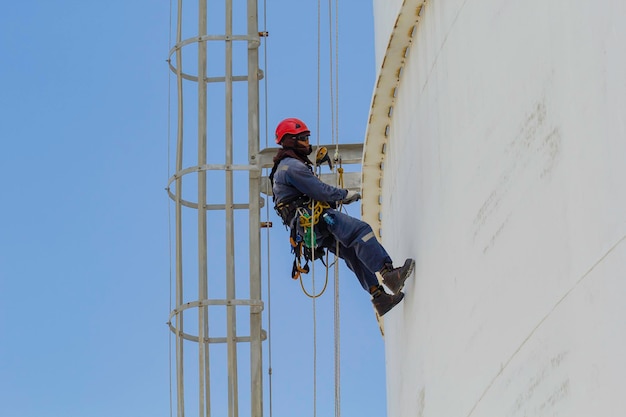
[274,196,330,279]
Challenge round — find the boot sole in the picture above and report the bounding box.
[385,259,415,294]
[375,292,405,317]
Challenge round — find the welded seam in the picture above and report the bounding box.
[465,233,626,417]
[420,0,472,94]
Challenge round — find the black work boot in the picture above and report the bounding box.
[380,258,415,294]
[370,285,405,317]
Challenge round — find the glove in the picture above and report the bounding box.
[342,189,361,204]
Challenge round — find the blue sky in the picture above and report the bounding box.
[0,1,385,416]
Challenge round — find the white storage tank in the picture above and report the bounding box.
[362,1,626,415]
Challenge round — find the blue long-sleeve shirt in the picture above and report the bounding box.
[272,157,347,204]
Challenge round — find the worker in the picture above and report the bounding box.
[269,117,415,316]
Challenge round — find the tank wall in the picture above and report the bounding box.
[372,0,626,416]
[372,0,402,68]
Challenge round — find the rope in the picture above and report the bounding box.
[330,1,341,415]
[308,1,342,416]
[299,250,331,298]
[296,199,330,298]
[297,201,330,230]
[334,162,343,417]
[166,1,174,416]
[327,0,336,152]
[313,2,322,414]
[260,0,274,415]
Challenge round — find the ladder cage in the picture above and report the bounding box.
[167,0,264,416]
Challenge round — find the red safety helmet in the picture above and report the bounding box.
[275,118,310,144]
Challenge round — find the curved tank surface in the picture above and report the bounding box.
[363,0,626,416]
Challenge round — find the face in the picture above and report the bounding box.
[296,133,310,143]
[295,133,312,155]
[279,133,312,154]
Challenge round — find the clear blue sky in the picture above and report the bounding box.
[0,1,386,416]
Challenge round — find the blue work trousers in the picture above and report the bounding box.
[312,209,392,291]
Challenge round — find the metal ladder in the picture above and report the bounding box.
[166,0,264,416]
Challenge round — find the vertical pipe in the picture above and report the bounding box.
[197,1,209,416]
[175,1,185,416]
[247,0,262,415]
[224,1,239,417]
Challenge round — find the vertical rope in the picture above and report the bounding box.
[331,1,341,416]
[166,1,174,417]
[260,1,274,416]
[327,0,335,148]
[334,0,340,157]
[312,2,322,416]
[310,1,343,415]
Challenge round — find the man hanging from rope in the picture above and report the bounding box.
[269,117,415,317]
